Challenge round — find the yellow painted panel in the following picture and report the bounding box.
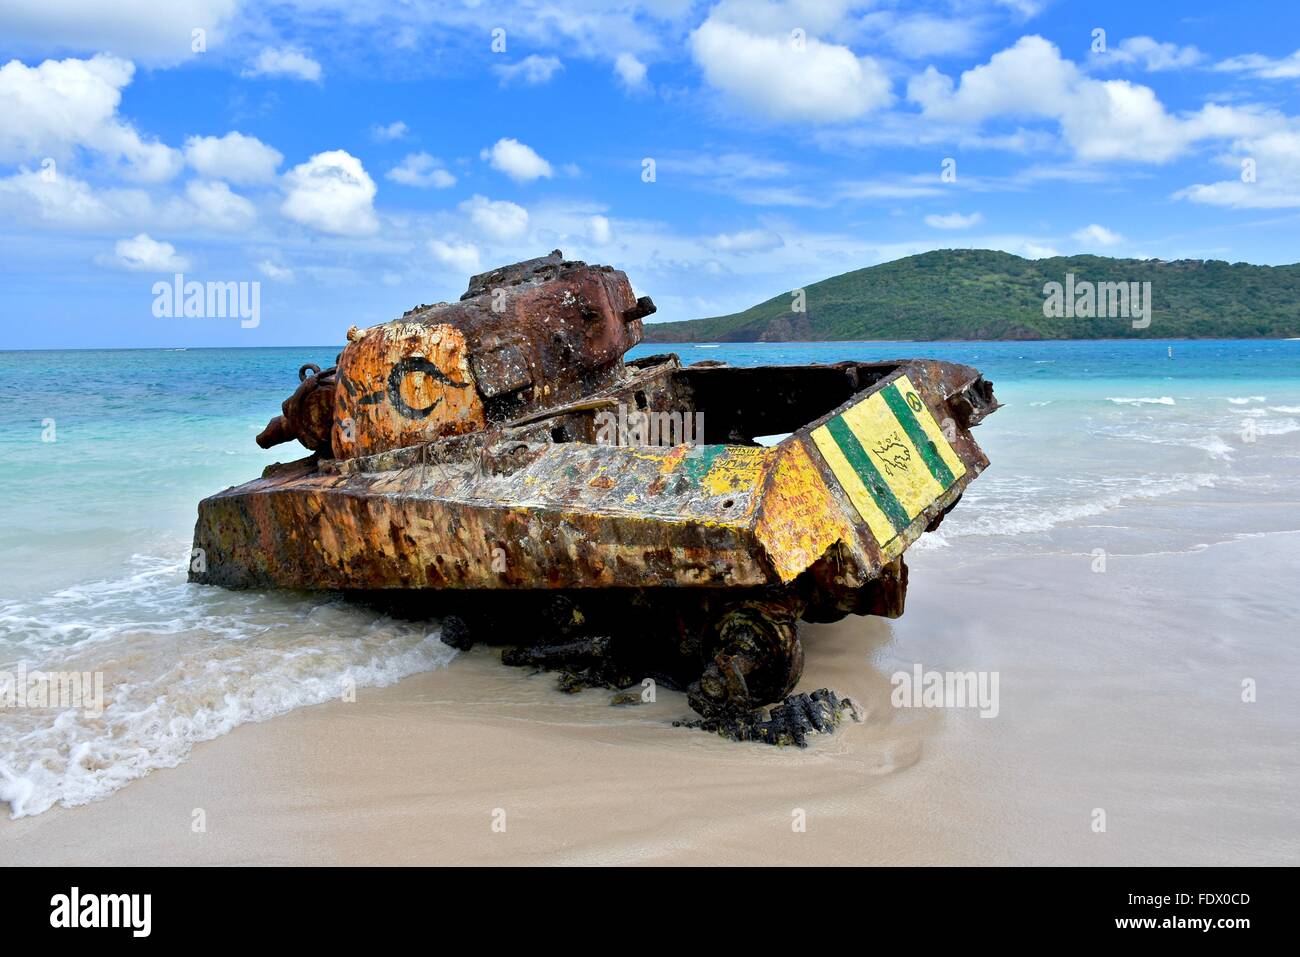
[895,375,966,480]
[754,441,861,583]
[840,392,943,519]
[811,425,896,546]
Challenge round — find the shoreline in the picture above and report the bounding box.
[4,543,1294,866]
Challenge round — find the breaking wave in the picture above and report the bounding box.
[944,473,1221,539]
[0,555,456,818]
[1106,396,1176,406]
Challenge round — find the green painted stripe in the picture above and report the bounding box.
[882,383,956,489]
[825,416,910,533]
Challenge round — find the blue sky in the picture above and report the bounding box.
[2,0,1299,349]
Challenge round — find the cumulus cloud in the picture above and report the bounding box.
[113,233,188,271]
[0,168,127,227]
[909,36,1270,163]
[459,195,528,240]
[1175,129,1300,208]
[244,47,322,82]
[1021,241,1060,259]
[281,150,378,235]
[907,36,1075,122]
[495,55,563,86]
[371,121,408,141]
[0,54,181,181]
[1092,36,1203,72]
[183,179,256,230]
[386,152,456,189]
[481,138,553,182]
[614,53,648,89]
[1072,223,1123,246]
[925,212,982,229]
[183,132,282,184]
[429,239,482,274]
[690,18,892,123]
[0,0,238,64]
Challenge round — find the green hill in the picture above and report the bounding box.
[642,249,1300,341]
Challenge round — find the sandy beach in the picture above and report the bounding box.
[5,530,1295,866]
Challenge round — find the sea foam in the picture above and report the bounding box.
[0,555,457,818]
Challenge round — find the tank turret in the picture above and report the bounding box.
[257,250,655,459]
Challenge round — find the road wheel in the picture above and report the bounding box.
[687,599,804,717]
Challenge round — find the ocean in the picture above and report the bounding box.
[1,338,1298,819]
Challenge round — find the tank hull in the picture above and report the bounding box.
[192,357,995,601]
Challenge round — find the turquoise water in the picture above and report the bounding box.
[1,339,1298,816]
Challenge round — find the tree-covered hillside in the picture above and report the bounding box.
[642,249,1300,341]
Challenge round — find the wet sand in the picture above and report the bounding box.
[3,531,1296,866]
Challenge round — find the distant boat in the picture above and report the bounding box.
[1168,346,1173,359]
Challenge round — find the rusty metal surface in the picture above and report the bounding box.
[332,321,485,458]
[254,250,653,459]
[255,363,337,453]
[194,252,1001,720]
[333,250,651,458]
[193,356,993,596]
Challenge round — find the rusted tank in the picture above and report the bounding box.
[191,251,999,722]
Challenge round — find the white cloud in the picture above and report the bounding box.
[113,233,188,271]
[1092,37,1203,72]
[481,138,553,182]
[690,19,892,123]
[859,12,985,59]
[184,132,282,184]
[244,47,322,82]
[925,212,982,229]
[387,152,456,189]
[588,214,612,244]
[1072,223,1123,246]
[0,165,259,233]
[429,239,482,274]
[614,53,648,89]
[909,36,1271,163]
[495,55,563,86]
[707,229,784,252]
[281,150,378,235]
[258,259,294,281]
[1215,49,1300,80]
[1176,129,1300,208]
[0,0,238,64]
[459,195,529,241]
[838,179,942,200]
[908,36,1076,123]
[371,121,408,141]
[0,54,181,181]
[183,179,256,230]
[0,168,123,227]
[1021,242,1060,259]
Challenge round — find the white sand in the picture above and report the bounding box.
[3,532,1295,866]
